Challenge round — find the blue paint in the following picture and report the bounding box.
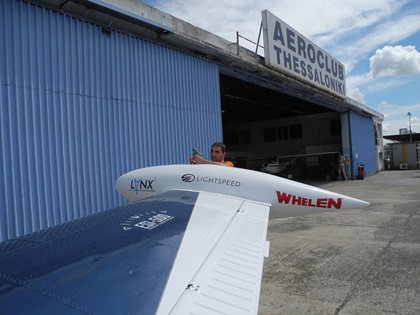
[348,112,377,178]
[0,190,198,314]
[0,0,222,242]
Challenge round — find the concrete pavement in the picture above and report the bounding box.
[258,170,420,315]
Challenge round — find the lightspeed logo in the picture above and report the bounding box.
[181,174,195,183]
[181,174,241,187]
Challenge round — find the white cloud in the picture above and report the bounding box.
[346,73,371,93]
[411,116,420,127]
[151,0,413,48]
[347,87,365,104]
[346,67,416,104]
[378,100,397,111]
[379,102,420,135]
[369,45,420,78]
[340,14,420,71]
[377,101,414,117]
[365,76,410,94]
[382,123,391,132]
[345,74,372,103]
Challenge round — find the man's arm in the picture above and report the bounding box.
[191,155,232,167]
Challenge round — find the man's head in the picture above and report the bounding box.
[210,142,227,162]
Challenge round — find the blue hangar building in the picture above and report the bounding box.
[0,0,384,241]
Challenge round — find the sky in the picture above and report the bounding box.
[140,0,420,138]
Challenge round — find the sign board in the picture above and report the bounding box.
[262,10,346,98]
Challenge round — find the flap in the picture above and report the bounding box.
[157,192,270,315]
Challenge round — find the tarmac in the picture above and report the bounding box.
[258,169,420,315]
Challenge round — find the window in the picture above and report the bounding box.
[224,130,250,145]
[374,124,379,145]
[289,124,302,139]
[277,126,288,140]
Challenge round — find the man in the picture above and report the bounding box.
[190,142,234,167]
[337,152,347,180]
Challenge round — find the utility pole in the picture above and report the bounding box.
[407,112,412,142]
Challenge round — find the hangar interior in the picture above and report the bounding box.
[218,73,344,179]
[220,74,333,123]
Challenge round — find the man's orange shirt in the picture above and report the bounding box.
[223,161,234,167]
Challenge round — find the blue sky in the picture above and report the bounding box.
[140,0,420,137]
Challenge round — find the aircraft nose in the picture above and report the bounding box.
[344,196,370,209]
[115,173,133,201]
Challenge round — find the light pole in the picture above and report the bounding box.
[407,112,412,142]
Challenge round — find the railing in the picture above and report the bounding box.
[235,22,264,57]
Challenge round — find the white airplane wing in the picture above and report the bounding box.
[158,192,270,315]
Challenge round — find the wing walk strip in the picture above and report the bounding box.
[163,194,270,315]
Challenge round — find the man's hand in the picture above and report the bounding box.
[190,154,205,164]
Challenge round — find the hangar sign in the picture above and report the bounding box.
[262,10,346,98]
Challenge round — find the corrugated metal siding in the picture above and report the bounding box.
[0,0,222,241]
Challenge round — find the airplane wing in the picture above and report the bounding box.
[275,151,340,159]
[0,190,269,315]
[261,151,339,175]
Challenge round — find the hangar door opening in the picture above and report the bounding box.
[219,73,345,179]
